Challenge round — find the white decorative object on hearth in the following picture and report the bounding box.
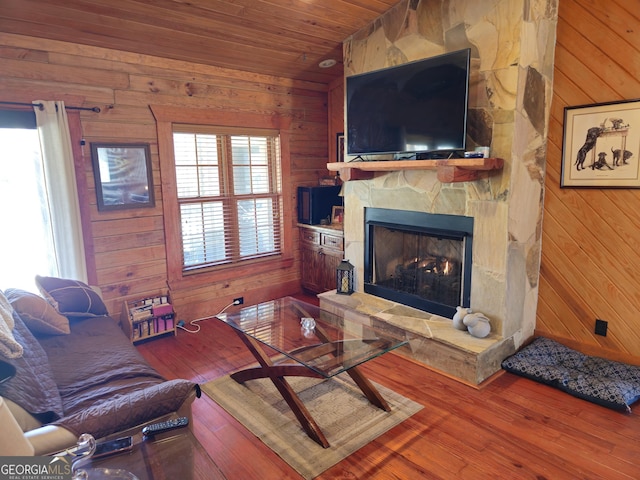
[463,312,491,338]
[452,306,472,331]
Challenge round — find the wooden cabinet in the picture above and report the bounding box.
[299,224,344,293]
[121,294,176,343]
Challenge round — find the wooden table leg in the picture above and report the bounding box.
[345,367,390,412]
[306,320,392,413]
[227,319,392,447]
[230,330,331,448]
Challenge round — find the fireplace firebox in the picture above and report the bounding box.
[364,208,473,318]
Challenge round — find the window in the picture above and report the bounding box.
[150,106,293,286]
[172,125,283,272]
[0,111,56,291]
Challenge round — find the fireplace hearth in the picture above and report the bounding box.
[364,208,473,318]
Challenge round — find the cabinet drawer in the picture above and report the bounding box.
[300,229,320,245]
[321,234,343,250]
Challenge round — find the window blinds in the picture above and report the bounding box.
[172,127,282,270]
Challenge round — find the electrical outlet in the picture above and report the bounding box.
[595,319,608,336]
[233,297,244,305]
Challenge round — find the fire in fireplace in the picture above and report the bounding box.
[364,208,473,318]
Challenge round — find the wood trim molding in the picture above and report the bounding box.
[149,104,294,291]
[150,105,292,130]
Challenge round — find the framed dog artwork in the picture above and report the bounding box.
[561,99,640,187]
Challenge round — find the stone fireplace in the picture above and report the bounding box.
[364,207,473,318]
[319,1,558,385]
[319,192,517,385]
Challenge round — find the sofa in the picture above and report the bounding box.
[0,276,200,456]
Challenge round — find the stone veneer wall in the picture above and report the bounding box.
[341,0,558,348]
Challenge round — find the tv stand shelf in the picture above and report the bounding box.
[327,158,503,182]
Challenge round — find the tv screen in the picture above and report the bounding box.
[346,49,470,157]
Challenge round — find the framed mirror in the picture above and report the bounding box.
[91,143,155,211]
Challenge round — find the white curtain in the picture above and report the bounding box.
[33,100,88,283]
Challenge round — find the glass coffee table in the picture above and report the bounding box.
[76,415,226,479]
[215,296,409,448]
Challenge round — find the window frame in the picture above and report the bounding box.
[150,106,294,290]
[0,94,97,285]
[173,126,282,271]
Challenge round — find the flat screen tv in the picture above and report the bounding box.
[346,48,470,157]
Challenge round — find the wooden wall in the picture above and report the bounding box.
[0,32,330,321]
[327,76,345,164]
[538,0,640,363]
[4,0,640,362]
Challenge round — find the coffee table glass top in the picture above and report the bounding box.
[216,296,409,377]
[79,417,226,480]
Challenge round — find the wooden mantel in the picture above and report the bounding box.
[327,158,504,182]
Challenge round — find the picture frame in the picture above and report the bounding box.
[331,205,344,224]
[91,143,155,211]
[561,99,640,188]
[336,132,345,162]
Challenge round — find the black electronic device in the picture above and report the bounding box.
[297,185,342,225]
[93,436,133,459]
[0,360,16,384]
[346,48,470,158]
[142,416,189,437]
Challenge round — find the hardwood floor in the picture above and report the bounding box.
[136,296,640,479]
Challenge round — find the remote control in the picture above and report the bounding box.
[142,417,189,436]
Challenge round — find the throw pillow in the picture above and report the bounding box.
[4,288,70,336]
[35,275,109,318]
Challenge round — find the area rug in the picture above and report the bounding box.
[201,373,423,479]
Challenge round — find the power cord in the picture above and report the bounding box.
[176,299,240,334]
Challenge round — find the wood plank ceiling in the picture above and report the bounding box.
[0,0,402,85]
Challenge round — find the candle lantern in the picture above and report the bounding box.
[336,259,355,295]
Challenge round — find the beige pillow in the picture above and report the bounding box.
[4,288,70,336]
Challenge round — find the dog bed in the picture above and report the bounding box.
[501,337,640,412]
